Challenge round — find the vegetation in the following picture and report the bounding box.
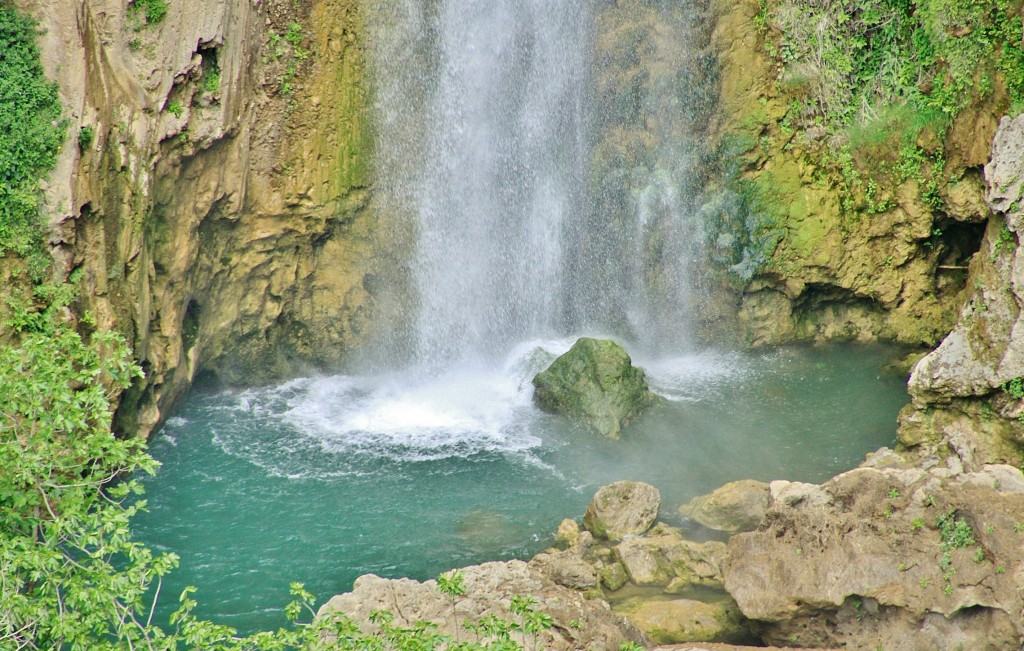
[266,21,310,98]
[757,0,1024,203]
[0,290,593,649]
[763,0,1024,134]
[127,0,168,28]
[0,2,65,267]
[78,125,95,152]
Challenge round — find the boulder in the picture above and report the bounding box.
[679,480,770,533]
[553,518,581,549]
[318,561,644,651]
[584,481,660,540]
[722,463,1024,649]
[615,596,752,645]
[613,524,727,589]
[529,551,599,590]
[532,337,657,438]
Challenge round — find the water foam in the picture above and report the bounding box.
[203,341,592,475]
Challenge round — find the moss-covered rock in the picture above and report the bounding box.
[532,338,657,439]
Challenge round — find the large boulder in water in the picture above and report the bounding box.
[532,337,657,438]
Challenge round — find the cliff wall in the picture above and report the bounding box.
[19,0,405,435]
[707,0,1009,349]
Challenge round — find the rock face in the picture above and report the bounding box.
[317,561,644,651]
[900,114,1024,464]
[20,0,405,436]
[908,114,1024,406]
[583,480,661,540]
[678,480,770,533]
[533,338,658,438]
[723,455,1024,649]
[709,0,988,348]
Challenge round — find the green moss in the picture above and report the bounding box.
[532,338,657,439]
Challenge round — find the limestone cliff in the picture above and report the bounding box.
[707,0,999,348]
[21,0,404,435]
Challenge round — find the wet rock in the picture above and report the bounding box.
[318,561,644,651]
[615,596,752,645]
[532,338,657,438]
[584,481,661,540]
[600,561,630,591]
[679,480,770,533]
[529,551,599,590]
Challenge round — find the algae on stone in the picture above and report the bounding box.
[532,337,657,439]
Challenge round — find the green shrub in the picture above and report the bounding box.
[0,2,66,259]
[763,0,1024,134]
[128,0,168,27]
[78,124,95,151]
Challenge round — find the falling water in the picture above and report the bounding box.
[371,0,712,370]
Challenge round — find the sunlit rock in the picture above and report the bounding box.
[583,481,660,540]
[532,337,658,439]
[678,479,770,533]
[317,560,644,651]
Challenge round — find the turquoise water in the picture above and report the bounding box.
[133,341,910,633]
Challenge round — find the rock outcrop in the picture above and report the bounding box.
[22,0,405,436]
[899,114,1024,466]
[317,561,645,651]
[723,453,1024,649]
[708,0,990,348]
[533,338,658,439]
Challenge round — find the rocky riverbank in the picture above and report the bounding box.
[321,447,1024,649]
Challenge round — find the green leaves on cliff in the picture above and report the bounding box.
[127,0,168,28]
[762,0,1024,133]
[0,2,66,260]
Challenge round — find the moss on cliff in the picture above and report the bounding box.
[707,0,1012,347]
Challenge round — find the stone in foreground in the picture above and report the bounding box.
[317,560,643,651]
[615,596,752,645]
[584,480,660,540]
[532,337,657,438]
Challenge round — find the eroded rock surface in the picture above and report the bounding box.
[583,480,661,540]
[723,456,1024,649]
[533,338,658,439]
[26,0,402,436]
[317,561,644,651]
[615,597,751,646]
[678,480,769,533]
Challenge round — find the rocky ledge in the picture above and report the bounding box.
[321,449,1024,650]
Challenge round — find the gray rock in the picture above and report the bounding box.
[553,518,581,549]
[613,525,726,589]
[532,338,658,438]
[584,481,661,540]
[529,551,599,590]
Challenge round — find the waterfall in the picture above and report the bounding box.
[370,0,710,371]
